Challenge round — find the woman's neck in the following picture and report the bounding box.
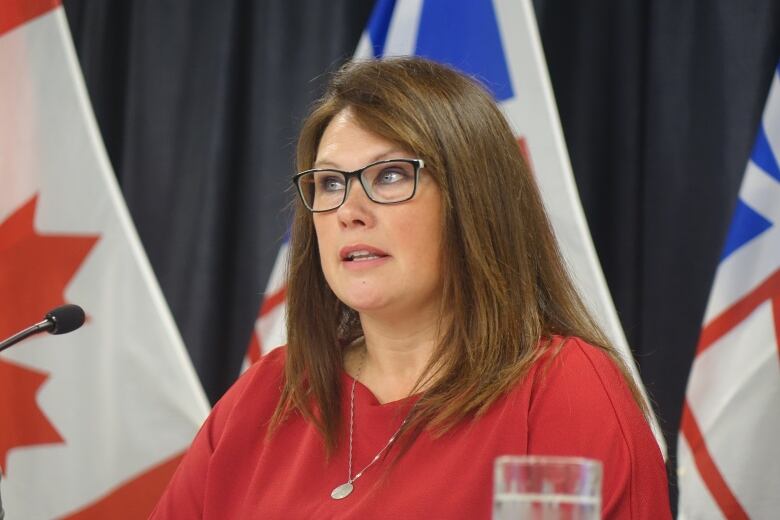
[345,313,443,404]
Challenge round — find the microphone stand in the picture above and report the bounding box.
[0,320,53,354]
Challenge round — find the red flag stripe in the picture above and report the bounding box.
[697,269,780,355]
[260,286,286,317]
[247,330,262,364]
[774,297,780,358]
[244,286,286,364]
[680,402,750,519]
[0,0,59,37]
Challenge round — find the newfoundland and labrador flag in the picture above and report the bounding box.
[677,64,780,519]
[246,0,665,453]
[0,1,209,518]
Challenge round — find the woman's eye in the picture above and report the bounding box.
[377,169,406,184]
[319,176,345,191]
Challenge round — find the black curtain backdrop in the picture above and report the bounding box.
[533,0,780,507]
[62,0,374,396]
[61,0,780,510]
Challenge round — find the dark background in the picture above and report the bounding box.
[61,0,780,510]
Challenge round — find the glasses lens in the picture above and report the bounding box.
[362,161,417,203]
[298,170,346,211]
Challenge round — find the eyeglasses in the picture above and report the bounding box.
[293,158,424,212]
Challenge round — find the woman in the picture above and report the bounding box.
[152,57,670,518]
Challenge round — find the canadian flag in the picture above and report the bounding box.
[0,1,209,518]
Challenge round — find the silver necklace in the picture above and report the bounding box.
[330,352,409,500]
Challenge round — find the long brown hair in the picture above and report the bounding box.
[271,57,647,453]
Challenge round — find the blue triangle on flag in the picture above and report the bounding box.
[413,0,514,101]
[366,0,397,58]
[721,200,773,260]
[750,124,780,182]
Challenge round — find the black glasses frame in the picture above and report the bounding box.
[292,158,425,212]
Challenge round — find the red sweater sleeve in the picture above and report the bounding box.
[149,349,283,519]
[527,338,671,519]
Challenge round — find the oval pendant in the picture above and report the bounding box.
[331,482,354,500]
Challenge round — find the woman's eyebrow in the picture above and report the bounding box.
[313,149,411,170]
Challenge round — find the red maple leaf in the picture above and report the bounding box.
[0,359,64,472]
[0,194,99,473]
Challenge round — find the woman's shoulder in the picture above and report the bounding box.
[206,346,287,436]
[526,336,642,426]
[522,335,660,469]
[226,345,286,402]
[149,347,289,518]
[522,336,669,516]
[529,336,630,395]
[238,345,287,389]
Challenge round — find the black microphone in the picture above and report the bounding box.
[0,304,85,354]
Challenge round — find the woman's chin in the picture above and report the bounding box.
[338,292,391,314]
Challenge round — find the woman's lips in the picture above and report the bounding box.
[342,255,391,270]
[339,244,390,269]
[339,244,389,261]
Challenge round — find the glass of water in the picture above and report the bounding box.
[493,455,602,520]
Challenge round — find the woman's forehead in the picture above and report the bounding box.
[314,111,414,170]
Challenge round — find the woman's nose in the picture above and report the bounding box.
[336,178,373,227]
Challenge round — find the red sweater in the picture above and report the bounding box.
[151,338,670,518]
